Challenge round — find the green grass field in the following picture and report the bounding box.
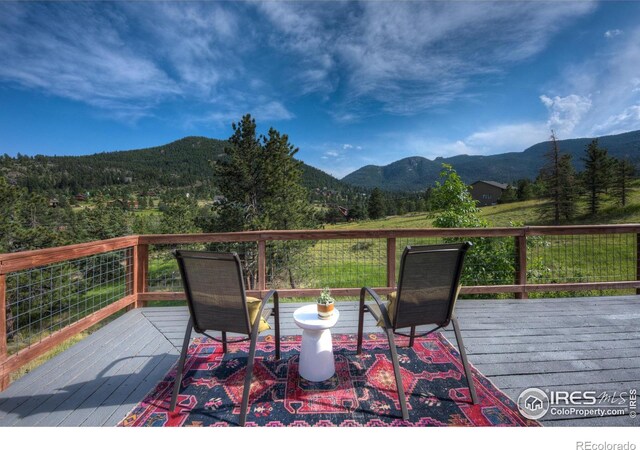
[329,180,640,229]
[142,182,640,301]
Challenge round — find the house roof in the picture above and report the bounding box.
[471,180,509,190]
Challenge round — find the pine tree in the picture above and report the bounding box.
[367,188,386,220]
[211,114,316,232]
[611,158,635,207]
[581,139,613,216]
[208,114,317,288]
[498,185,517,204]
[538,132,577,224]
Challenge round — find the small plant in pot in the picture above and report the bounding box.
[316,287,335,320]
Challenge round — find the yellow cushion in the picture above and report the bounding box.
[246,296,271,333]
[376,291,397,327]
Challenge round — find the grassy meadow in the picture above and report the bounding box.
[147,181,639,301]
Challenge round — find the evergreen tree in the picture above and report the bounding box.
[0,177,75,252]
[73,200,130,241]
[158,194,200,234]
[208,114,317,288]
[611,158,635,207]
[538,132,577,224]
[348,202,367,221]
[211,114,316,232]
[515,179,535,201]
[581,139,613,215]
[498,185,517,204]
[367,188,386,220]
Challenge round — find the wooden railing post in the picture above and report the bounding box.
[514,234,528,299]
[387,238,396,290]
[134,243,148,308]
[0,274,9,390]
[258,239,266,293]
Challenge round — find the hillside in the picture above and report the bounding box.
[342,130,640,191]
[0,136,347,194]
[328,179,640,230]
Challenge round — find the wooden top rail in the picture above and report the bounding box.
[137,227,524,245]
[0,236,139,275]
[137,224,640,245]
[525,224,640,236]
[1,224,639,274]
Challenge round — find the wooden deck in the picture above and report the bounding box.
[1,295,638,427]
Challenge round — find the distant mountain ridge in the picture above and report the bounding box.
[3,130,639,196]
[342,130,640,191]
[1,136,347,194]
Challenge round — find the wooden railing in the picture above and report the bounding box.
[1,224,639,390]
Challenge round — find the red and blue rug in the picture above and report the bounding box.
[119,333,539,427]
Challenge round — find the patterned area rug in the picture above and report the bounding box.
[119,333,539,427]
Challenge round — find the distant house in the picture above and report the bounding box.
[470,181,508,206]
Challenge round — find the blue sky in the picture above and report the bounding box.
[1,1,640,178]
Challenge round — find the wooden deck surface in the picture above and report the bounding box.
[1,295,639,427]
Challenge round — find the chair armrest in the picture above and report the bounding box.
[361,286,394,330]
[261,289,279,306]
[249,290,279,338]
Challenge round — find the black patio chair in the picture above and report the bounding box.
[170,250,280,426]
[356,243,478,420]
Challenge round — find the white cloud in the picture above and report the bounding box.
[540,94,592,137]
[325,151,339,157]
[0,3,289,123]
[253,101,295,122]
[260,1,596,118]
[592,105,640,136]
[185,99,294,129]
[0,3,180,120]
[605,29,623,38]
[0,1,602,127]
[546,25,640,137]
[466,123,550,153]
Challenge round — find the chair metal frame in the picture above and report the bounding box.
[356,243,478,420]
[170,250,281,426]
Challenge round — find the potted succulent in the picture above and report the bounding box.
[316,287,335,320]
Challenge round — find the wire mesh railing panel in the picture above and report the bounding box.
[147,242,260,292]
[396,236,517,286]
[266,238,386,289]
[147,244,182,293]
[5,248,133,355]
[527,233,637,284]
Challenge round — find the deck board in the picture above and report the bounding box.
[0,311,147,422]
[0,295,638,427]
[6,312,157,426]
[0,310,142,410]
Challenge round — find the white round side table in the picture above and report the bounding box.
[293,304,340,382]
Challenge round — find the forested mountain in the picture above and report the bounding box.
[342,130,640,191]
[0,136,347,196]
[3,129,638,197]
